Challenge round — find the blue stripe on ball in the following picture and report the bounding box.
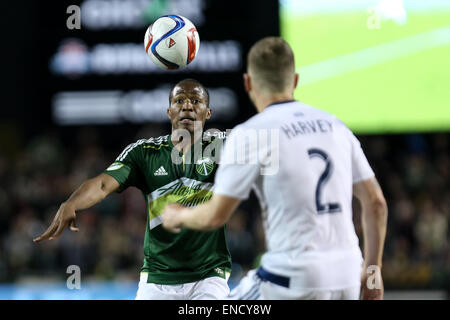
[150,15,185,69]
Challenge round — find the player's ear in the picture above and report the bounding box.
[243,73,251,93]
[167,107,171,119]
[205,107,212,120]
[294,73,299,90]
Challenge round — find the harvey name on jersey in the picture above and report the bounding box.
[281,118,334,139]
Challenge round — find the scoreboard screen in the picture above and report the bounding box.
[30,0,279,129]
[281,0,450,133]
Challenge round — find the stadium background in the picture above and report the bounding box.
[0,0,448,299]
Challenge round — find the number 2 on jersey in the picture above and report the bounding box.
[307,148,342,214]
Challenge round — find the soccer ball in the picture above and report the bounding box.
[144,15,200,70]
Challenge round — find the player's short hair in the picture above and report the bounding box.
[169,78,210,107]
[247,37,295,94]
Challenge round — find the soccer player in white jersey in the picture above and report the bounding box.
[162,37,388,300]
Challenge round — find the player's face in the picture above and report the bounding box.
[168,83,211,134]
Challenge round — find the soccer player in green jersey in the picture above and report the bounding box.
[33,79,232,300]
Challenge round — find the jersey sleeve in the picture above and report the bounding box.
[349,131,375,183]
[103,141,144,192]
[213,126,261,200]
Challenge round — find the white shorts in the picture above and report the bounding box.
[228,269,360,300]
[135,272,230,300]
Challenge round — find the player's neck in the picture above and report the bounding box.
[254,92,295,113]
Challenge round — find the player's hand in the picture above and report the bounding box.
[33,202,79,242]
[162,203,185,233]
[360,266,384,300]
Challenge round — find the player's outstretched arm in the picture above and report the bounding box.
[33,173,120,243]
[162,194,241,232]
[353,177,388,300]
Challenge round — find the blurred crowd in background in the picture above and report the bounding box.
[0,126,448,291]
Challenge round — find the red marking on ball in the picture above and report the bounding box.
[186,28,197,64]
[145,33,153,53]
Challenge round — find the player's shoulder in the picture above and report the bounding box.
[126,135,170,152]
[115,135,169,162]
[236,110,273,129]
[235,100,320,128]
[141,135,170,150]
[296,101,352,131]
[232,100,352,133]
[293,101,335,119]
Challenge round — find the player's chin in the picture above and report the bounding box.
[177,122,195,133]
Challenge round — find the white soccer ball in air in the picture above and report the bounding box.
[144,15,200,70]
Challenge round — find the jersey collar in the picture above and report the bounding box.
[265,100,296,109]
[264,100,297,110]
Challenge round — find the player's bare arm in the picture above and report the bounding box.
[162,194,241,233]
[353,177,388,300]
[33,173,120,242]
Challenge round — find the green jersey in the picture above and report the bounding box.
[103,133,231,285]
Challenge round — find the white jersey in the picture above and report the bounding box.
[214,100,375,290]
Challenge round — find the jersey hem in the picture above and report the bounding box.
[141,266,232,285]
